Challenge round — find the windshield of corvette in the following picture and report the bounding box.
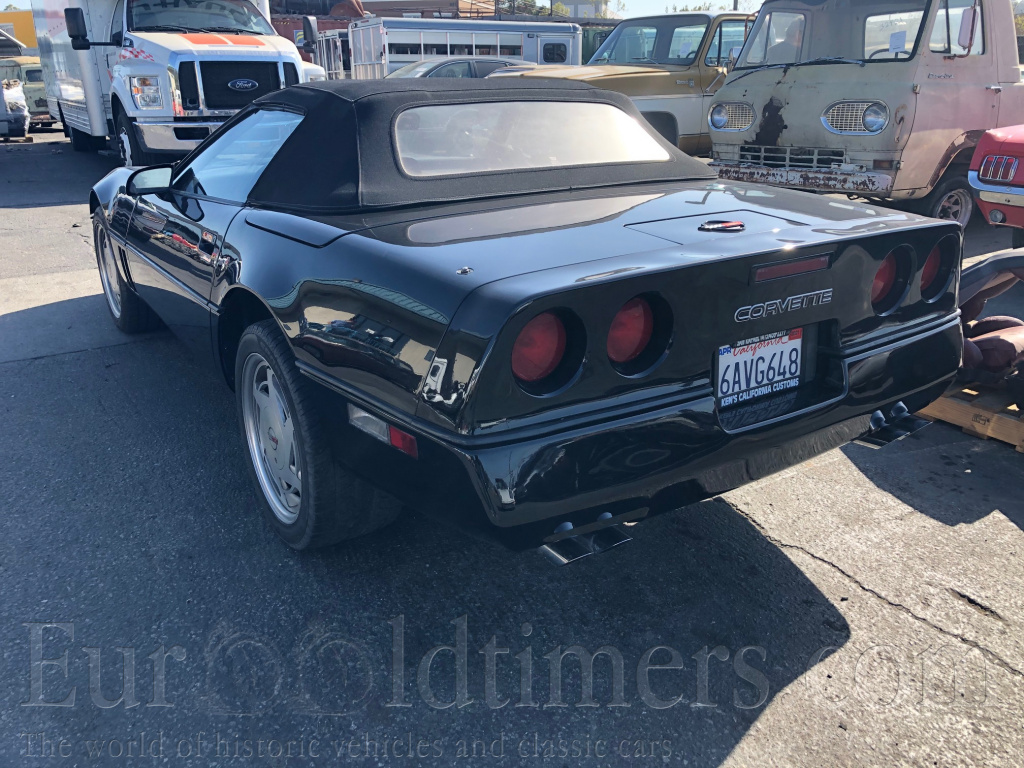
[588,16,709,66]
[127,0,274,35]
[394,101,670,178]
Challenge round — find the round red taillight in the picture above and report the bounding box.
[511,312,566,383]
[871,254,897,306]
[921,245,942,292]
[607,297,654,364]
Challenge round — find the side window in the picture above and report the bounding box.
[475,61,507,77]
[705,21,749,66]
[543,42,568,63]
[930,0,984,56]
[668,24,705,64]
[431,61,473,78]
[171,109,303,202]
[110,0,125,43]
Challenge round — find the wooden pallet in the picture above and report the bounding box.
[918,383,1024,452]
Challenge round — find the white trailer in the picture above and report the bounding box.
[31,0,324,166]
[346,17,582,79]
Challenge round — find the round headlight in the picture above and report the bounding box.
[862,103,888,133]
[710,104,729,130]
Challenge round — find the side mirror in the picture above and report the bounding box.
[727,47,741,72]
[64,7,91,51]
[301,15,319,54]
[957,6,978,53]
[127,165,173,195]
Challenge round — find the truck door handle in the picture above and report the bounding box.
[986,85,1003,93]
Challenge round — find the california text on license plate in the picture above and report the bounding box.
[717,328,802,407]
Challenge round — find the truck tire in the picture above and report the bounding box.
[918,175,974,228]
[1012,227,1024,250]
[235,319,402,549]
[115,112,161,167]
[69,126,101,152]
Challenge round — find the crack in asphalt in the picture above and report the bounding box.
[0,335,164,367]
[719,497,1024,681]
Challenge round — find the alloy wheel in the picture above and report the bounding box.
[935,188,972,228]
[95,225,122,319]
[242,352,303,524]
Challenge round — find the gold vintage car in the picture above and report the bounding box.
[492,13,752,155]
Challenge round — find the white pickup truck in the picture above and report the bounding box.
[32,0,324,166]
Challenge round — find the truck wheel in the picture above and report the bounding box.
[69,126,101,152]
[920,176,974,228]
[92,214,162,333]
[115,112,160,167]
[235,320,402,549]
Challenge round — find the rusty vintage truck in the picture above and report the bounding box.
[491,12,753,155]
[708,0,1024,227]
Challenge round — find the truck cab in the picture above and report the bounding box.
[708,0,1024,227]
[32,0,324,166]
[496,13,753,155]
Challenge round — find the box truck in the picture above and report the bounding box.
[344,17,582,79]
[31,0,325,165]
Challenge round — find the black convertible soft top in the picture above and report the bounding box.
[242,79,716,214]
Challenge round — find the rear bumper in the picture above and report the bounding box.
[969,170,1024,227]
[434,314,959,547]
[310,314,961,549]
[712,162,895,195]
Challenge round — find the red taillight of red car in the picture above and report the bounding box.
[871,253,897,307]
[921,245,942,293]
[607,297,654,364]
[511,311,567,383]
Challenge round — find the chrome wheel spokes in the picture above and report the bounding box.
[937,189,971,228]
[96,225,122,319]
[243,353,302,524]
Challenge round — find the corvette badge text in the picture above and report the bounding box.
[735,289,833,322]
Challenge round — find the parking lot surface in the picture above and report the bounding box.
[1,132,1023,767]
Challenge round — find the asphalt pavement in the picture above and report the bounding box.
[1,131,1023,767]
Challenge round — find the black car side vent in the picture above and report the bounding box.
[699,220,745,232]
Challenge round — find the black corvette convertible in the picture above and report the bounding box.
[89,79,963,555]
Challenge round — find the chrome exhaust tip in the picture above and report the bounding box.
[540,524,633,566]
[853,402,931,449]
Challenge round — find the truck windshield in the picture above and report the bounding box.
[127,0,274,35]
[736,0,945,68]
[589,16,710,66]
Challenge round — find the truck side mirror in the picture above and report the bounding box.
[301,16,319,54]
[64,8,91,51]
[957,6,978,54]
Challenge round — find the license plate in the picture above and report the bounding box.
[717,328,802,407]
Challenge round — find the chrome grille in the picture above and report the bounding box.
[824,101,871,132]
[979,155,1019,182]
[723,103,754,130]
[738,145,846,170]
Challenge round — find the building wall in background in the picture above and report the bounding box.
[0,10,37,49]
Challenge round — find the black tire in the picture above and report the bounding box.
[235,320,402,549]
[92,214,162,333]
[916,175,974,227]
[1012,227,1024,250]
[69,126,100,152]
[115,111,161,167]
